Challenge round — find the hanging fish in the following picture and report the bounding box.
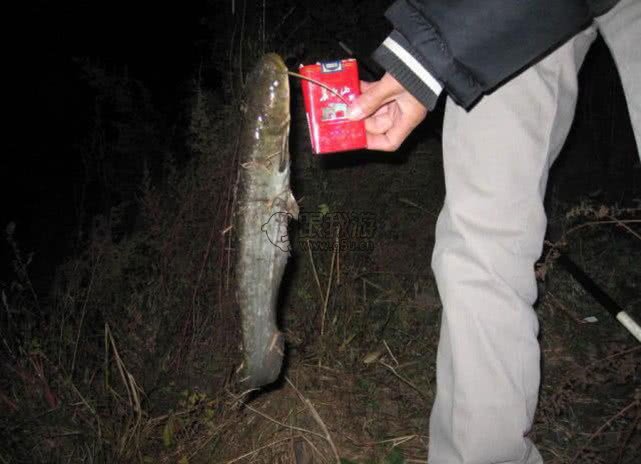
[234,54,298,388]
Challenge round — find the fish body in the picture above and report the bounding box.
[235,54,298,388]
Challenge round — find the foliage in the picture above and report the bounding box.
[0,63,240,462]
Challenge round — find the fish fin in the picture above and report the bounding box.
[286,191,299,219]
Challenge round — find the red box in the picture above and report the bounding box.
[299,59,367,155]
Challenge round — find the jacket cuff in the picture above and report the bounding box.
[372,30,442,110]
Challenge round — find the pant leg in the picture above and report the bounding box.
[428,27,598,464]
[596,0,641,154]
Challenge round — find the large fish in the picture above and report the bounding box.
[234,54,298,388]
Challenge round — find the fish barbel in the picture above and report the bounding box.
[234,54,298,388]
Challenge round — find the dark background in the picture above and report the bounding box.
[3,1,208,288]
[2,0,639,292]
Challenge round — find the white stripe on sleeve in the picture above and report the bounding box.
[382,37,444,96]
[616,311,641,343]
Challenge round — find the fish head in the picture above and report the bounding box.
[242,53,291,172]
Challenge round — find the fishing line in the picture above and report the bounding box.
[287,71,350,105]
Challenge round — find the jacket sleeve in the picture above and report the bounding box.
[372,0,595,110]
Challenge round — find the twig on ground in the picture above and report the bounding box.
[300,434,327,464]
[383,340,400,367]
[616,409,640,464]
[306,240,325,305]
[225,436,294,464]
[321,227,339,336]
[104,323,144,453]
[562,219,641,243]
[607,215,641,242]
[379,360,428,400]
[583,345,641,372]
[546,292,585,325]
[226,391,326,441]
[398,197,438,218]
[190,195,224,344]
[71,255,100,377]
[571,398,639,463]
[335,225,341,286]
[286,376,341,464]
[358,276,389,294]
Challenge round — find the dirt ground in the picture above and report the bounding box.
[213,107,640,463]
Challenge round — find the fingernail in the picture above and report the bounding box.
[346,104,363,120]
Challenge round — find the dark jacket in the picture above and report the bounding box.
[372,0,620,110]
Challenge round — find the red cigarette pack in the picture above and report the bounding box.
[299,59,367,155]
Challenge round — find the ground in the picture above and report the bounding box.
[213,109,640,463]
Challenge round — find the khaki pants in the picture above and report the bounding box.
[428,0,641,462]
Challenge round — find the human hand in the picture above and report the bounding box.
[347,73,428,151]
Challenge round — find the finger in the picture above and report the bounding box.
[366,132,394,152]
[371,103,390,117]
[366,119,415,152]
[366,131,407,152]
[364,101,397,133]
[347,73,402,120]
[364,112,394,135]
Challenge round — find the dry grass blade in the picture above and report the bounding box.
[383,340,400,367]
[226,391,327,441]
[286,376,341,464]
[299,434,327,464]
[562,219,641,242]
[104,323,145,453]
[607,215,641,242]
[571,398,639,463]
[306,240,325,305]
[225,436,294,464]
[583,345,641,371]
[71,256,99,377]
[321,227,339,336]
[546,292,585,324]
[105,324,143,416]
[378,360,428,400]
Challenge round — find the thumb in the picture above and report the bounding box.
[347,74,399,120]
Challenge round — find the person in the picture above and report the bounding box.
[347,1,640,463]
